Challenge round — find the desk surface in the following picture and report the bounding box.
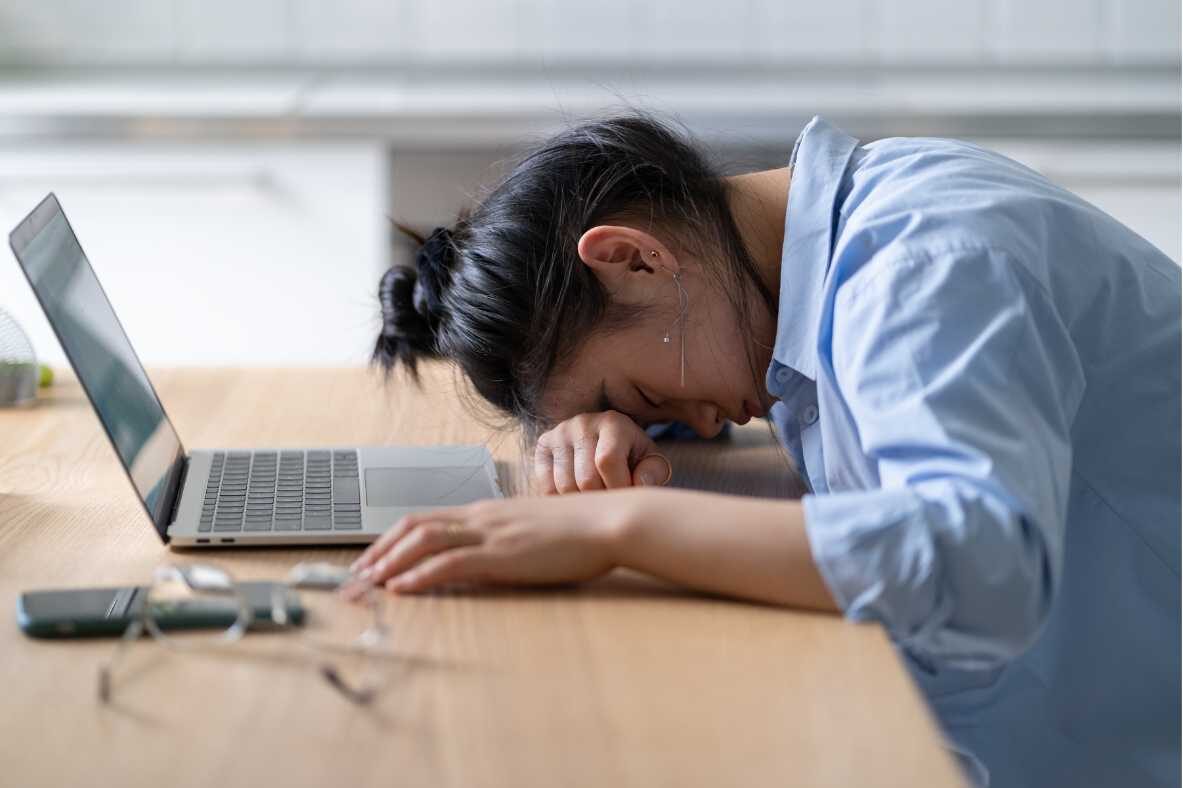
[0,366,962,787]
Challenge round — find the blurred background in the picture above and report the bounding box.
[0,0,1179,367]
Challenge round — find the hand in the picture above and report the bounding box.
[344,492,640,595]
[534,410,672,495]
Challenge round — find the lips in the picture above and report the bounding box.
[722,400,766,425]
[731,400,760,425]
[743,399,763,420]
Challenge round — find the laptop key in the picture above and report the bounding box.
[333,477,360,504]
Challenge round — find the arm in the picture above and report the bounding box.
[348,486,838,612]
[612,489,838,612]
[805,246,1085,669]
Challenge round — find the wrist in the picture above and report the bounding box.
[600,488,658,567]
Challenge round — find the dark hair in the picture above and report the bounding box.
[373,111,774,438]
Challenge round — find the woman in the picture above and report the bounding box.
[350,114,1180,787]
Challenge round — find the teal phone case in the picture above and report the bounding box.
[16,581,305,638]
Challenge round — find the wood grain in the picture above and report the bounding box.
[0,365,963,787]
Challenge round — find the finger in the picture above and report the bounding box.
[572,438,606,492]
[551,445,579,495]
[533,444,558,496]
[631,453,673,487]
[592,432,632,489]
[619,421,667,482]
[365,521,485,587]
[345,507,484,600]
[386,547,492,593]
[351,513,420,572]
[351,506,474,572]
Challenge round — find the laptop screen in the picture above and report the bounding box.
[8,194,185,540]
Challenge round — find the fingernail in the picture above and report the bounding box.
[349,558,363,572]
[357,567,374,582]
[639,472,655,486]
[337,581,362,601]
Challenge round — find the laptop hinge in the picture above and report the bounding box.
[165,455,190,527]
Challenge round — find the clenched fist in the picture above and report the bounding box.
[533,410,672,495]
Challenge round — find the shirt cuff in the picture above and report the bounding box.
[801,487,935,622]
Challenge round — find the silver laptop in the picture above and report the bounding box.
[8,194,502,548]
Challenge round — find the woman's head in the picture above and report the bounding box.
[374,112,777,439]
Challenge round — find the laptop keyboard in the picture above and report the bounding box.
[197,450,362,533]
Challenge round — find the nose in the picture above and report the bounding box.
[681,402,725,439]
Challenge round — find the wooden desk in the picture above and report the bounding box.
[0,366,963,787]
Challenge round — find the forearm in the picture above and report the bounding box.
[610,489,840,612]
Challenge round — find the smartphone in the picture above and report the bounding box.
[16,581,304,638]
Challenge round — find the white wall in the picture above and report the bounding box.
[0,144,387,367]
[0,0,1178,65]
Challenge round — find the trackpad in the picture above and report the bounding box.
[364,466,496,507]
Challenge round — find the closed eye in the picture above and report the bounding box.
[635,385,660,409]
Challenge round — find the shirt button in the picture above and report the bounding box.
[775,368,792,384]
[801,404,819,426]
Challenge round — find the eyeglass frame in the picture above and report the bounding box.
[98,562,390,707]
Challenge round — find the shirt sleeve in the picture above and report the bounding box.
[803,245,1085,671]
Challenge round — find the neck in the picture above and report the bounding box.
[723,166,791,306]
[721,167,791,384]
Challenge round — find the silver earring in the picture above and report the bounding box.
[662,269,689,387]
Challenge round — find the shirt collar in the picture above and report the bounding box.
[767,116,860,386]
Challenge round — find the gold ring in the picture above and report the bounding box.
[444,522,468,540]
[652,453,673,485]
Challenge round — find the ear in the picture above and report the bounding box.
[577,225,678,290]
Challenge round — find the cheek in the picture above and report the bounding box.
[689,308,765,405]
[538,376,598,423]
[697,315,752,380]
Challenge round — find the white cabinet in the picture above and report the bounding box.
[0,144,388,366]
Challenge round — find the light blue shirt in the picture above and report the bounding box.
[768,117,1180,787]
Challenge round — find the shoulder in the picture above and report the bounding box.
[849,135,1051,204]
[830,244,1033,342]
[828,136,1080,294]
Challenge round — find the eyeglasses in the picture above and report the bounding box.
[98,562,391,707]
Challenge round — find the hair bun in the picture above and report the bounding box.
[373,225,456,376]
[412,226,455,319]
